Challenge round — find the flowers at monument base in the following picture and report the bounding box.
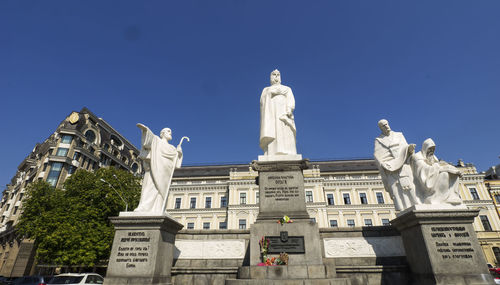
[277,215,293,225]
[257,253,289,266]
[259,236,270,262]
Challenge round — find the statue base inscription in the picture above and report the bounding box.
[391,208,493,285]
[104,215,183,285]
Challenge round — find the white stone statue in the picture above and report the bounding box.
[134,124,188,214]
[259,69,301,161]
[374,119,419,211]
[411,138,463,206]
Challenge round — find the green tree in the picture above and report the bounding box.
[16,167,141,267]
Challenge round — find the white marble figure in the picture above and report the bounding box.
[134,124,184,214]
[260,69,297,157]
[374,119,419,211]
[411,138,463,206]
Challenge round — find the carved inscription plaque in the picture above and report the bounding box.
[428,226,475,261]
[113,231,152,269]
[266,235,305,254]
[259,171,307,215]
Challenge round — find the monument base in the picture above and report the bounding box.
[104,215,183,285]
[257,154,303,162]
[391,208,493,285]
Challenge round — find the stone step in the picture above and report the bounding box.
[237,265,337,280]
[225,278,351,285]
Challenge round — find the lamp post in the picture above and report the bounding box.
[100,178,128,212]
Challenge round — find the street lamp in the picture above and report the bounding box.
[100,178,128,211]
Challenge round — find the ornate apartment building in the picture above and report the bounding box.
[0,107,141,277]
[167,159,500,267]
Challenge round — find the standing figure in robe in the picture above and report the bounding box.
[411,138,463,206]
[374,119,419,211]
[134,123,183,213]
[260,69,297,156]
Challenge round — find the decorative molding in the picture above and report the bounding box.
[174,239,246,259]
[323,236,405,258]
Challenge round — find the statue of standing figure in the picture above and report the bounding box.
[260,69,298,157]
[374,119,464,211]
[134,123,189,214]
[374,119,419,211]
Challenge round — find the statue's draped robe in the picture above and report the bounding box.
[411,139,462,205]
[260,84,297,155]
[374,131,418,211]
[135,128,182,213]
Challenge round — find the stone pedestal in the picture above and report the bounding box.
[104,215,183,285]
[391,207,494,285]
[225,160,350,284]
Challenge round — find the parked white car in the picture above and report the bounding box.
[47,273,103,285]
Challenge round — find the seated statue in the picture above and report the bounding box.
[411,138,463,206]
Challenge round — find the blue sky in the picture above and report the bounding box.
[1,1,499,187]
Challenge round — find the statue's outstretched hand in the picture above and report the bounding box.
[136,123,147,131]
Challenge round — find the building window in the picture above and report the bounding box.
[240,193,247,205]
[493,247,500,264]
[360,193,368,204]
[203,222,210,230]
[175,198,181,209]
[327,194,334,205]
[364,219,373,226]
[347,219,355,227]
[310,218,316,223]
[68,166,76,174]
[55,148,69,157]
[84,130,96,143]
[256,192,259,204]
[495,195,500,204]
[205,197,212,208]
[330,220,338,227]
[239,219,246,229]
[190,197,196,209]
[306,191,313,203]
[382,219,390,226]
[220,196,227,208]
[61,135,73,144]
[43,163,48,171]
[5,204,9,211]
[343,193,351,205]
[13,207,18,215]
[187,223,194,230]
[480,215,493,231]
[376,192,385,204]
[219,222,227,229]
[46,162,63,187]
[470,188,480,200]
[73,152,81,161]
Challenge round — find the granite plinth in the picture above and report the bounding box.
[391,208,493,285]
[104,215,183,285]
[251,160,310,221]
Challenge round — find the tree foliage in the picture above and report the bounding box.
[16,167,141,267]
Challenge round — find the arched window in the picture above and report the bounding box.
[84,130,96,143]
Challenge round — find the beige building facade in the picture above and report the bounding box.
[167,159,500,267]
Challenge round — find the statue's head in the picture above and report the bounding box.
[422,138,436,159]
[377,119,391,135]
[270,69,281,85]
[160,128,172,141]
